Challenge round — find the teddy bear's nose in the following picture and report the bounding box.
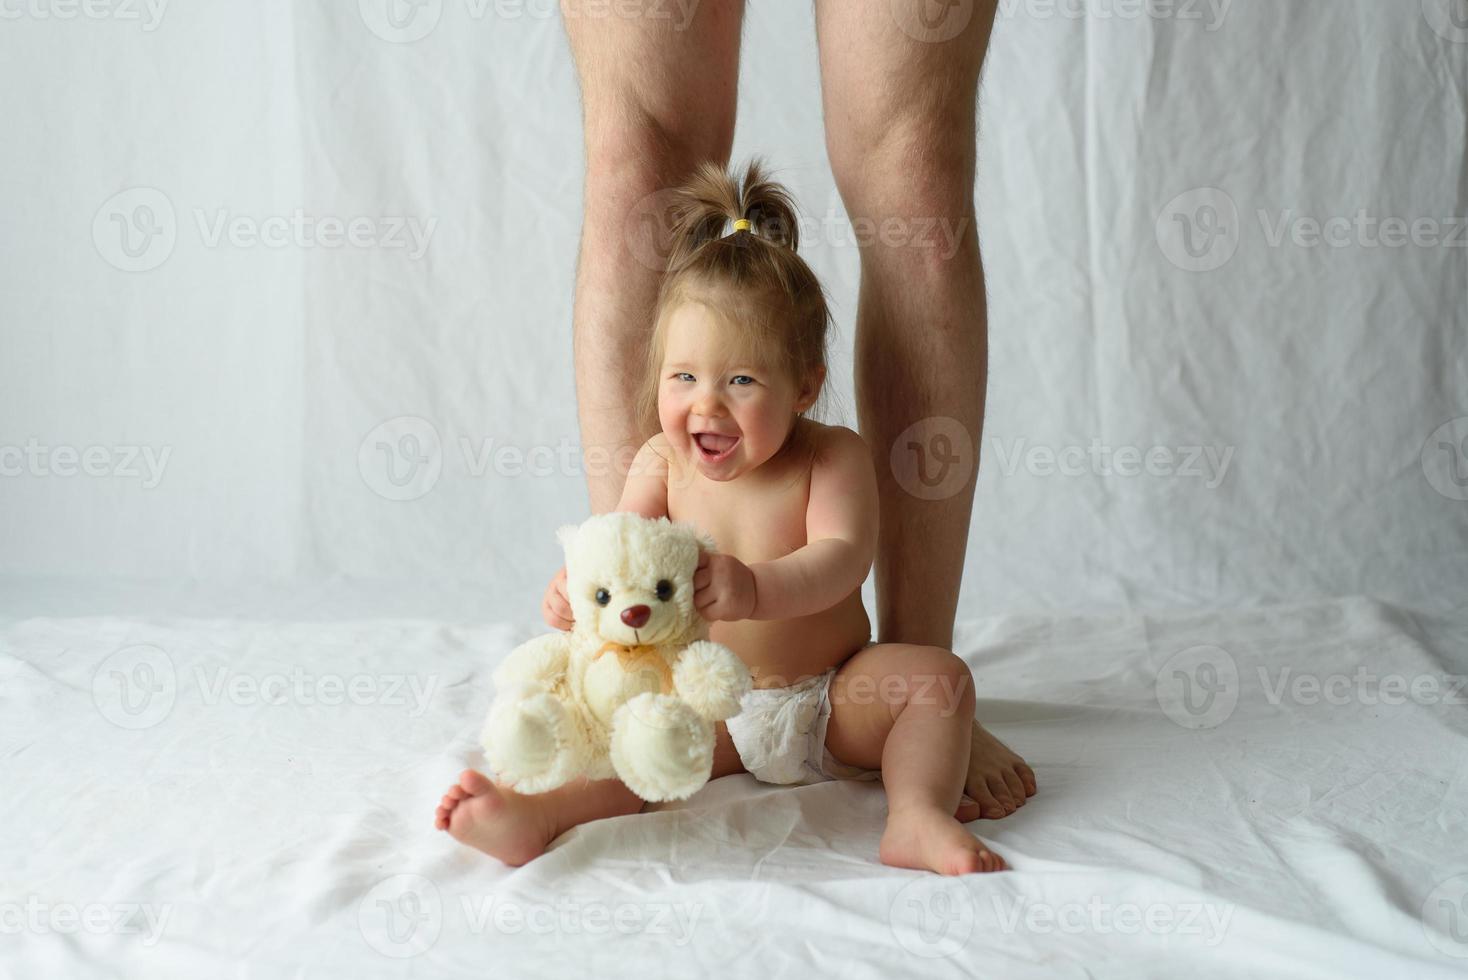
[620,604,651,628]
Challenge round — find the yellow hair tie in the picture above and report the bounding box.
[733,218,752,232]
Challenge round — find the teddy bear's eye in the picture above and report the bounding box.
[594,588,611,606]
[655,579,673,601]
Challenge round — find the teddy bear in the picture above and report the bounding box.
[480,512,752,802]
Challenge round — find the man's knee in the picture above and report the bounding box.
[827,107,976,223]
[583,97,736,196]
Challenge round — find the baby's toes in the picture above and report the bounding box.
[459,769,495,795]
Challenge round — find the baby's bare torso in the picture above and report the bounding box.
[662,422,872,690]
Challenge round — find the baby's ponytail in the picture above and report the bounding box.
[663,158,802,274]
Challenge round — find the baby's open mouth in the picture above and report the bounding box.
[693,432,740,462]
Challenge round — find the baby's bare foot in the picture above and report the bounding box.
[434,769,555,867]
[880,804,1007,875]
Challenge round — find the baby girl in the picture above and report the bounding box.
[436,159,1035,876]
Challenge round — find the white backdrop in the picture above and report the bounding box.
[1,0,1465,624]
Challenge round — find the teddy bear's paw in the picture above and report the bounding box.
[482,690,572,786]
[609,694,715,802]
[491,633,571,690]
[673,641,753,720]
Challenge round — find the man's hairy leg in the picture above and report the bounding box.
[563,0,745,513]
[815,0,1036,817]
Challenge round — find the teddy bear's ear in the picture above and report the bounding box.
[555,523,580,559]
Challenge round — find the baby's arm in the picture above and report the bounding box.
[612,434,670,519]
[748,427,878,621]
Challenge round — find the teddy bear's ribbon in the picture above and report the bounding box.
[594,642,674,695]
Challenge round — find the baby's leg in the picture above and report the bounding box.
[436,721,747,866]
[435,771,644,866]
[825,644,1007,875]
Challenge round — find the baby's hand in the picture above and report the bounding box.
[693,553,757,622]
[541,565,573,631]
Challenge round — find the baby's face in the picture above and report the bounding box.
[657,300,814,482]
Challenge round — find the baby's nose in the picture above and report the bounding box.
[620,604,651,629]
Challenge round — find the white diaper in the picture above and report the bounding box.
[724,665,882,786]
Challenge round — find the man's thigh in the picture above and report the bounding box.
[563,0,745,144]
[814,0,996,166]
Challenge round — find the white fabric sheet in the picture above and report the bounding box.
[4,2,1467,977]
[5,596,1467,977]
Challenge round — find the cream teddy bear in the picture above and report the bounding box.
[481,512,752,802]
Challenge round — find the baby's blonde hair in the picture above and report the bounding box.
[633,157,835,468]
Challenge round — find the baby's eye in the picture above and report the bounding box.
[731,376,755,386]
[594,588,611,606]
[654,579,673,601]
[674,372,695,382]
